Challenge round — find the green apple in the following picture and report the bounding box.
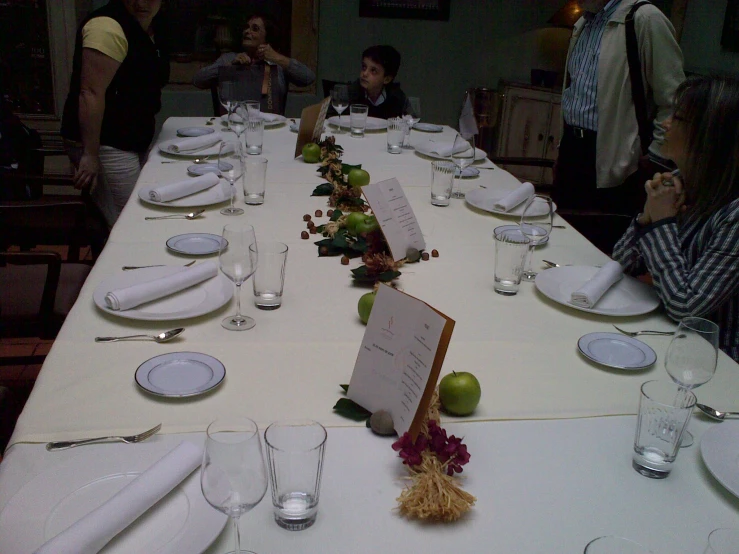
[345,212,378,236]
[439,371,481,416]
[347,168,370,188]
[302,142,321,163]
[357,291,376,324]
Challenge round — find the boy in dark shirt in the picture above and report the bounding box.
[347,45,407,119]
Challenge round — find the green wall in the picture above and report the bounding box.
[680,0,739,75]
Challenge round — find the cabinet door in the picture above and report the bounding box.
[542,101,561,185]
[499,93,552,183]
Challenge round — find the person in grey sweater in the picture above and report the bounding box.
[193,14,315,115]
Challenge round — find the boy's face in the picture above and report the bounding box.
[360,57,392,96]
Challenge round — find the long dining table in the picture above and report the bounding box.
[1,117,738,553]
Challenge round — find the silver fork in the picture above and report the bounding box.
[122,260,196,271]
[46,423,162,451]
[612,325,675,337]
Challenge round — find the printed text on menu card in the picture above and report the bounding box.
[361,177,426,262]
[348,284,454,438]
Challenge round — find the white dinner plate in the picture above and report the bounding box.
[493,224,550,246]
[465,188,556,217]
[176,126,215,137]
[701,422,739,499]
[534,266,660,317]
[327,115,388,130]
[414,139,487,161]
[138,179,231,208]
[135,352,226,397]
[220,114,286,127]
[157,139,232,158]
[0,445,226,553]
[166,233,226,256]
[187,162,232,176]
[413,122,443,133]
[577,332,657,370]
[93,266,233,321]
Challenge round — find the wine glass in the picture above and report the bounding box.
[664,316,720,447]
[201,417,267,554]
[331,85,349,133]
[402,96,421,149]
[519,195,554,281]
[219,140,245,216]
[219,224,258,331]
[450,133,475,199]
[218,80,236,132]
[230,103,247,140]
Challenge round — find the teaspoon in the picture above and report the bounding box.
[95,328,185,343]
[145,209,205,221]
[696,403,739,421]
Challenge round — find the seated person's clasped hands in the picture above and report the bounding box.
[636,171,686,227]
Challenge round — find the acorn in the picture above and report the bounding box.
[315,209,323,217]
[421,252,430,261]
[301,231,309,239]
[431,249,439,258]
[369,410,395,436]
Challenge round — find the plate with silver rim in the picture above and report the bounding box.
[176,126,215,137]
[187,162,232,177]
[138,179,231,207]
[166,233,227,256]
[577,332,657,370]
[327,115,388,130]
[414,139,487,161]
[135,351,226,397]
[220,114,286,127]
[413,122,443,133]
[493,224,550,246]
[701,422,739,499]
[157,139,231,158]
[465,188,556,216]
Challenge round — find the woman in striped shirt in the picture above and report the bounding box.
[613,75,739,362]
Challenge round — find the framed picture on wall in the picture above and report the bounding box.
[722,0,739,52]
[359,0,450,21]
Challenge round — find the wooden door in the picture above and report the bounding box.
[498,90,552,183]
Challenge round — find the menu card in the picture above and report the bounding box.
[348,284,455,439]
[294,97,331,158]
[361,178,426,261]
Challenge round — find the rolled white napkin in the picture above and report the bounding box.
[428,140,472,158]
[570,261,624,308]
[165,132,223,154]
[35,441,202,554]
[493,182,535,212]
[148,173,220,203]
[104,261,219,311]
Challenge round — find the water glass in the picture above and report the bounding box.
[520,195,554,280]
[451,133,475,199]
[493,227,530,296]
[584,536,653,553]
[386,117,406,154]
[350,104,369,138]
[243,157,268,205]
[265,420,327,531]
[402,96,421,149]
[245,119,264,155]
[245,100,261,121]
[704,528,739,553]
[430,161,455,206]
[632,380,696,479]
[250,241,287,310]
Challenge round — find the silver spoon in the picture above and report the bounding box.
[542,260,560,268]
[145,209,205,221]
[95,328,185,343]
[122,260,196,271]
[696,403,739,421]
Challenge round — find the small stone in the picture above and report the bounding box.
[303,214,312,222]
[421,252,430,261]
[369,410,395,436]
[301,231,309,239]
[405,247,421,263]
[341,255,350,265]
[327,209,334,217]
[431,249,439,258]
[310,227,317,234]
[315,209,323,217]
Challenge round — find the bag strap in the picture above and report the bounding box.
[626,1,653,155]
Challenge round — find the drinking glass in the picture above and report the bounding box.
[664,316,720,447]
[402,96,421,149]
[331,85,349,133]
[519,195,554,281]
[450,134,475,199]
[704,528,739,553]
[230,103,247,140]
[245,100,261,121]
[218,80,236,132]
[201,417,267,554]
[386,117,405,154]
[219,141,245,216]
[219,224,258,331]
[245,119,264,155]
[349,104,369,138]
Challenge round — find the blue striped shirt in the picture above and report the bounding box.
[561,0,622,131]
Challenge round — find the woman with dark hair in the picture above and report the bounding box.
[612,75,739,361]
[193,14,314,115]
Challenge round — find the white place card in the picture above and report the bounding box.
[348,284,455,438]
[361,177,426,262]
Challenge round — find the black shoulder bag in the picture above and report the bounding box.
[626,1,653,155]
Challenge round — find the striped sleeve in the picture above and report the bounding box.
[637,212,739,321]
[612,217,647,275]
[82,17,128,63]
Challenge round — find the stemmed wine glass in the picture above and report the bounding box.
[450,133,475,199]
[402,96,421,149]
[664,316,720,447]
[201,417,268,554]
[331,85,349,133]
[519,195,554,281]
[219,140,245,216]
[230,103,247,140]
[219,224,258,331]
[219,80,236,132]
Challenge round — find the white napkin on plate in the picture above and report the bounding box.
[259,112,281,122]
[428,140,472,158]
[570,261,624,308]
[34,441,202,554]
[104,261,219,311]
[493,182,535,212]
[165,132,223,154]
[148,173,220,203]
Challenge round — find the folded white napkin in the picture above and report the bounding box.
[166,132,223,154]
[570,261,624,308]
[428,140,472,158]
[148,173,220,203]
[35,441,202,554]
[259,112,280,122]
[105,261,219,311]
[493,182,535,212]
